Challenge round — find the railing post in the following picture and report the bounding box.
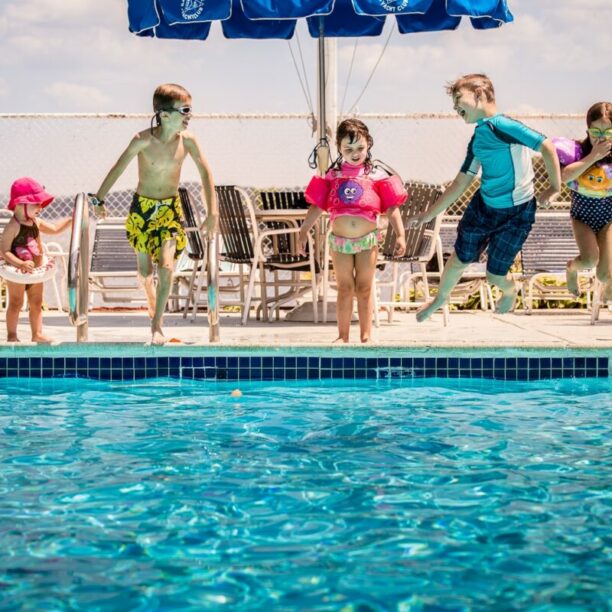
[67,193,89,342]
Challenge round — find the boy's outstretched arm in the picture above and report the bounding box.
[537,139,562,207]
[184,134,217,237]
[408,172,474,228]
[92,135,145,219]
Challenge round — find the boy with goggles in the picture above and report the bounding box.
[91,83,217,345]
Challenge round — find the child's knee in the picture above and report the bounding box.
[336,279,355,294]
[355,279,372,298]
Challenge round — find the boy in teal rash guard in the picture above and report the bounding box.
[408,73,562,321]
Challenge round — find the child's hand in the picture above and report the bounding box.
[297,230,308,257]
[205,213,218,237]
[591,138,612,162]
[537,186,560,208]
[19,260,35,272]
[93,204,108,220]
[406,212,429,229]
[393,237,406,258]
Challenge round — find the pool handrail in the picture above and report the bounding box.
[67,192,90,341]
[207,234,220,342]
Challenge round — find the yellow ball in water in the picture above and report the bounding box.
[231,389,242,398]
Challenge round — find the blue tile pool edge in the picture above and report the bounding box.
[0,346,610,381]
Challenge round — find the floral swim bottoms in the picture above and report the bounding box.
[125,193,187,262]
[328,229,382,255]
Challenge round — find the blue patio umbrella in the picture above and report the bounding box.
[127,0,514,169]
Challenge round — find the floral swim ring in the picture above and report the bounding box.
[0,256,56,284]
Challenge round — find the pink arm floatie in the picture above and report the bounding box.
[375,175,407,211]
[305,175,331,210]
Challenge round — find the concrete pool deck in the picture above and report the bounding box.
[0,307,610,349]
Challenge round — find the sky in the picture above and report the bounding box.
[0,0,610,115]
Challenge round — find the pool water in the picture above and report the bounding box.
[1,377,610,610]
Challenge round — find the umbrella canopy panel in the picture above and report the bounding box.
[128,0,513,39]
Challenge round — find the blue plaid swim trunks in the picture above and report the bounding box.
[455,191,536,276]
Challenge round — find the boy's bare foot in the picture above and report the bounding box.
[32,334,53,344]
[361,337,371,343]
[151,329,167,346]
[496,285,517,314]
[416,299,441,323]
[332,336,349,344]
[566,261,580,297]
[7,336,20,343]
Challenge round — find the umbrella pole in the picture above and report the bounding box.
[316,20,337,175]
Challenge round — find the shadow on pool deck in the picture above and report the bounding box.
[2,307,610,348]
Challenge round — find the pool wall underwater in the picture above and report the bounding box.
[0,346,610,381]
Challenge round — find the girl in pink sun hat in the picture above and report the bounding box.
[1,177,71,343]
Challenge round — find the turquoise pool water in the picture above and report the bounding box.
[1,377,610,610]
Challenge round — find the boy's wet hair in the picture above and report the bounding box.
[153,83,192,112]
[332,118,374,171]
[580,101,612,161]
[446,73,495,103]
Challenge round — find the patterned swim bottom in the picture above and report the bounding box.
[125,193,187,262]
[328,229,382,255]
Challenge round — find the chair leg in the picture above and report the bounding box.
[309,257,319,324]
[442,304,450,327]
[242,264,259,326]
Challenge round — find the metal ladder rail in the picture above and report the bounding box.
[67,192,90,342]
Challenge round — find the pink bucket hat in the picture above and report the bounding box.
[7,177,54,211]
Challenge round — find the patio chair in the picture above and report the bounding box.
[216,185,319,325]
[88,218,140,304]
[519,211,594,313]
[374,182,449,325]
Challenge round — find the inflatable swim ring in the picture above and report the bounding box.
[0,256,56,284]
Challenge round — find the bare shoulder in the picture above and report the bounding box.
[1,217,19,240]
[130,129,153,150]
[181,130,203,150]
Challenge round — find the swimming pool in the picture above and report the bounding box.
[1,376,610,609]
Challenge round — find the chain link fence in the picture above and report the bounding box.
[0,113,583,221]
[0,113,583,312]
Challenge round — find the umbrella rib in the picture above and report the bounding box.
[287,32,314,115]
[339,39,359,119]
[346,21,396,116]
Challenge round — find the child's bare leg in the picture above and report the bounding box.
[596,222,612,301]
[487,271,516,313]
[354,247,378,343]
[567,219,599,297]
[331,251,355,343]
[151,240,177,345]
[417,252,468,322]
[137,252,156,318]
[26,283,52,343]
[6,281,25,342]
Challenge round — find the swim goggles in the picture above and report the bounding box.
[162,105,192,116]
[587,127,612,139]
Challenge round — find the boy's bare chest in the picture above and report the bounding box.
[141,140,186,171]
